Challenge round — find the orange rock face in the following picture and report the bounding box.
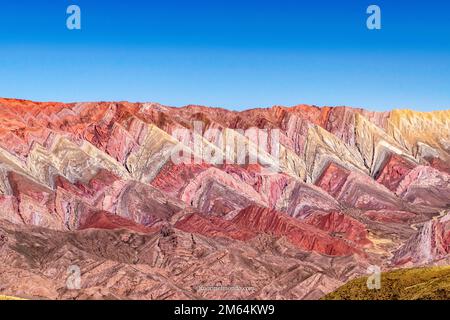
[0,98,448,300]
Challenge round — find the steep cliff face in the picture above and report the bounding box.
[392,211,450,266]
[0,97,448,300]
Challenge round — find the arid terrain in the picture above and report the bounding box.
[324,266,450,300]
[0,98,449,299]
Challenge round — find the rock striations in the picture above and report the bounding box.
[0,98,448,300]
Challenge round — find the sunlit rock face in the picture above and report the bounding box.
[0,97,448,300]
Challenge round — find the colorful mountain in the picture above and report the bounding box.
[0,98,448,299]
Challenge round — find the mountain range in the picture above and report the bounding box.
[0,98,448,299]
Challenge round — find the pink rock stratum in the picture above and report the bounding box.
[0,98,449,300]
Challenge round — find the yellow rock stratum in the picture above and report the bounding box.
[0,295,26,300]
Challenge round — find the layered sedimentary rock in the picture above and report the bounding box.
[0,97,448,300]
[392,211,450,266]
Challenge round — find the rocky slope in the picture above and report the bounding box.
[0,98,448,300]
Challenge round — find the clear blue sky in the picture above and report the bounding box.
[0,0,449,111]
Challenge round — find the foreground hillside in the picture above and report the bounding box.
[0,98,448,299]
[0,295,25,300]
[324,266,450,300]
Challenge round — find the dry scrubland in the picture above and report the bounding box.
[324,266,450,300]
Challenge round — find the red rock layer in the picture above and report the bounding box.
[80,211,158,234]
[427,157,450,175]
[375,153,416,191]
[303,211,371,246]
[175,213,257,241]
[315,162,350,197]
[232,206,364,257]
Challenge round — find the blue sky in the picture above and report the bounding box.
[0,0,449,111]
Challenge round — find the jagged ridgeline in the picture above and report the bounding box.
[0,98,448,299]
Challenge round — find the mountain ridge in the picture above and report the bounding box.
[0,97,448,299]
